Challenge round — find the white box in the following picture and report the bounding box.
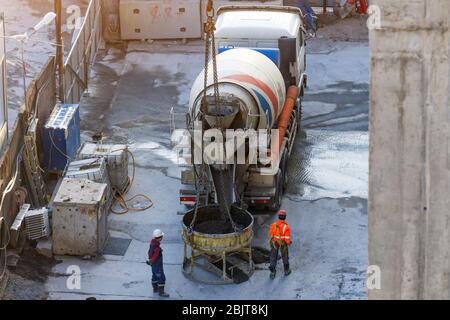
[52,178,109,256]
[66,158,108,182]
[66,157,112,209]
[78,143,129,192]
[120,0,202,40]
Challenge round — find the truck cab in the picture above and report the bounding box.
[215,6,307,95]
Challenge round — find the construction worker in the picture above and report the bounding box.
[147,229,169,297]
[269,210,292,279]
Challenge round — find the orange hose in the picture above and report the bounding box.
[277,86,299,152]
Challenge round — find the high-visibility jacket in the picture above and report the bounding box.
[269,220,292,245]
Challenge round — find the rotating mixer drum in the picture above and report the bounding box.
[189,48,287,131]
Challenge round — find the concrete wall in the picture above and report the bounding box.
[369,0,450,299]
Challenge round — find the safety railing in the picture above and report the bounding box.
[63,0,102,104]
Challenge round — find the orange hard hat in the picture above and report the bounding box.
[278,210,287,217]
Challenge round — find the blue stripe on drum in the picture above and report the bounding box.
[252,90,273,127]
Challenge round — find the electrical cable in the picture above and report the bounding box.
[48,132,153,214]
[48,130,74,161]
[100,148,153,215]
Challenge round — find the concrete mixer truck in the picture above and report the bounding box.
[178,5,307,212]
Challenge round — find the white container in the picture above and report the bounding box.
[78,143,129,192]
[189,48,286,130]
[66,157,112,209]
[52,178,109,256]
[120,0,202,40]
[66,158,109,183]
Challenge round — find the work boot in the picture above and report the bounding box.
[284,269,292,277]
[158,285,170,298]
[270,270,276,280]
[152,283,158,293]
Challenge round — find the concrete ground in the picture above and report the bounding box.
[44,35,369,300]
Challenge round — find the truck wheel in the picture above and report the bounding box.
[271,170,283,211]
[296,96,303,133]
[280,149,289,192]
[283,171,289,192]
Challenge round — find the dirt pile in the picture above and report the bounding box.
[316,13,369,42]
[1,242,58,300]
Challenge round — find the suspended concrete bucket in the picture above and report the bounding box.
[182,205,255,284]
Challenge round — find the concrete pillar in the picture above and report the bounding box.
[369,0,450,299]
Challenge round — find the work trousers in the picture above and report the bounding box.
[151,258,166,286]
[269,241,290,272]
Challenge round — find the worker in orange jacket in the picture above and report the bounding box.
[269,209,292,279]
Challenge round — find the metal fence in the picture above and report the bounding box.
[0,13,7,155]
[64,0,102,104]
[0,57,56,225]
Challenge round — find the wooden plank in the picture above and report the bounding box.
[10,204,30,248]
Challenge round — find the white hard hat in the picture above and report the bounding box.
[153,229,164,238]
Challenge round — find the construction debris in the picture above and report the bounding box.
[36,238,53,259]
[9,204,30,248]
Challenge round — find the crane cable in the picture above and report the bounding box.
[189,1,219,233]
[201,0,220,118]
[199,1,238,232]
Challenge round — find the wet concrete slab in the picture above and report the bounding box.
[41,38,369,300]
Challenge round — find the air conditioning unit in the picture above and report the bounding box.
[25,208,50,241]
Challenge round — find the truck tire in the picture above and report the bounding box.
[280,149,289,192]
[271,170,284,211]
[283,171,289,192]
[297,95,303,132]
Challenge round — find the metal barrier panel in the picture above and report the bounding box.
[64,0,102,104]
[120,0,203,40]
[0,217,6,286]
[0,57,56,224]
[0,13,7,155]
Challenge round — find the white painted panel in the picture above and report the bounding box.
[120,0,202,40]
